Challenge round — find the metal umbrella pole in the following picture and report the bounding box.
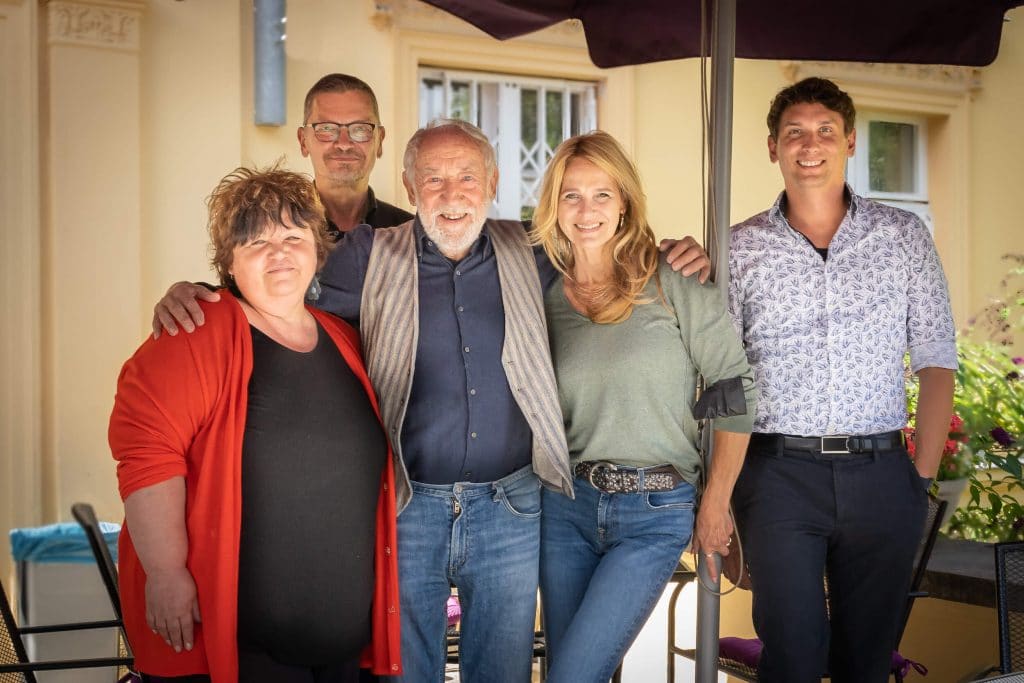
[695,0,735,682]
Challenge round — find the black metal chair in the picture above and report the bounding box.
[668,494,946,682]
[71,502,135,681]
[0,577,133,682]
[996,541,1024,674]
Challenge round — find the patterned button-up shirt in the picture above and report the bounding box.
[728,188,958,436]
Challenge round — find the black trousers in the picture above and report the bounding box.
[731,436,929,683]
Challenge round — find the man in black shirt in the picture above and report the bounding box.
[297,74,413,237]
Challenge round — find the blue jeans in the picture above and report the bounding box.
[540,476,696,683]
[384,466,541,683]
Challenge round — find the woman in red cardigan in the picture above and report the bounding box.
[109,166,400,683]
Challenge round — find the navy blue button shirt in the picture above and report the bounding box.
[317,218,557,484]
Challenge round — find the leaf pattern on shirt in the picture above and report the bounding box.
[728,189,958,436]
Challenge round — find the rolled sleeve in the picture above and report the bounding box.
[109,325,214,500]
[904,219,958,373]
[671,269,757,434]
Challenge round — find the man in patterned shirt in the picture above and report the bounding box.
[727,77,957,683]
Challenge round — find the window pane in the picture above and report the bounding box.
[521,88,538,149]
[570,93,582,136]
[449,81,472,121]
[546,91,563,152]
[421,78,444,124]
[868,121,917,193]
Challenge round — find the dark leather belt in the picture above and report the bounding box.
[573,461,683,493]
[751,430,905,455]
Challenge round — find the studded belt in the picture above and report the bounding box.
[573,461,684,493]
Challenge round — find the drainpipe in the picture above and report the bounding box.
[254,0,286,126]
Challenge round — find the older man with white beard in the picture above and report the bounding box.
[316,119,572,682]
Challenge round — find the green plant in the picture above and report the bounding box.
[944,255,1024,541]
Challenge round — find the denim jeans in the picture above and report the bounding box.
[384,466,541,683]
[540,476,696,683]
[731,439,928,683]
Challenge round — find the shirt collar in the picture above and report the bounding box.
[321,186,380,236]
[414,216,492,262]
[768,183,860,229]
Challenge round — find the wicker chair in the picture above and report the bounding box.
[668,494,946,682]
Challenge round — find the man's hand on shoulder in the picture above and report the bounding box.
[659,236,711,284]
[152,282,221,339]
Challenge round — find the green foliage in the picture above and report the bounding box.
[943,255,1024,542]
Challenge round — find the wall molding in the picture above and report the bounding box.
[46,0,144,51]
[781,61,982,97]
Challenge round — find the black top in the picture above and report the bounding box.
[325,186,414,241]
[236,322,386,665]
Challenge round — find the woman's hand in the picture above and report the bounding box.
[692,492,734,582]
[145,566,201,653]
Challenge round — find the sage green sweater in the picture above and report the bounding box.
[545,260,757,484]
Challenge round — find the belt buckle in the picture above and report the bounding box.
[821,435,851,454]
[587,461,618,490]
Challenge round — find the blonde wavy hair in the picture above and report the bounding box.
[531,130,661,324]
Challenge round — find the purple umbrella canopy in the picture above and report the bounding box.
[422,0,1021,68]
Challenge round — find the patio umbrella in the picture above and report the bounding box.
[420,1,1022,679]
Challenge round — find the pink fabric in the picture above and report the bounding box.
[717,637,927,678]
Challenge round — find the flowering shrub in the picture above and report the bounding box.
[903,413,974,481]
[944,255,1024,541]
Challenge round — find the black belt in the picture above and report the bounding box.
[751,430,905,455]
[573,461,684,493]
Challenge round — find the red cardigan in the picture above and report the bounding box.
[109,292,401,681]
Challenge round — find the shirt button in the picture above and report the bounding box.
[455,269,462,276]
[470,388,477,395]
[464,346,470,353]
[458,306,464,312]
[471,432,477,439]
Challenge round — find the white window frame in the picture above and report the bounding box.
[849,111,929,202]
[418,67,598,219]
[849,111,932,230]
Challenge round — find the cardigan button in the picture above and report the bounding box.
[385,546,392,555]
[391,665,399,671]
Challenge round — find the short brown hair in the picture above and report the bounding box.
[207,163,331,288]
[766,77,855,139]
[303,73,380,124]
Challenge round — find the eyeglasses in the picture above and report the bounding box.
[302,121,377,143]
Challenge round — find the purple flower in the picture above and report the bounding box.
[1013,356,1024,366]
[992,426,1016,447]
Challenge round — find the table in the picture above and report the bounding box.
[921,536,996,608]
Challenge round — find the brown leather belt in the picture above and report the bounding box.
[573,461,684,493]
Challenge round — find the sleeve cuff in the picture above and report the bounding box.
[909,339,958,373]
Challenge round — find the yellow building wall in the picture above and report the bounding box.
[3,0,1022,650]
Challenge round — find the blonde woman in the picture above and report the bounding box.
[531,131,756,682]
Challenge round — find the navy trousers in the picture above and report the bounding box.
[731,435,929,683]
